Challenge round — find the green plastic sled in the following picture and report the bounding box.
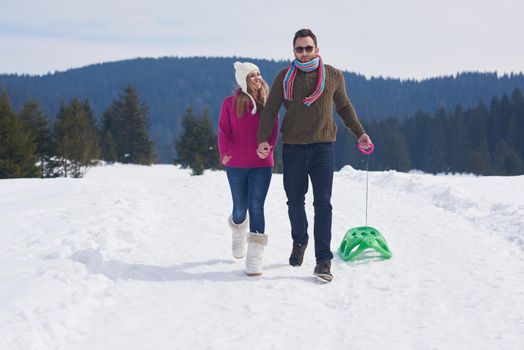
[338,226,392,261]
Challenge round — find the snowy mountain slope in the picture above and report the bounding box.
[1,164,523,350]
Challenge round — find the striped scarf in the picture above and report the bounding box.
[283,56,325,107]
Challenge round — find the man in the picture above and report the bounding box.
[256,29,372,282]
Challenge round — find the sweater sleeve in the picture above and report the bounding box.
[333,70,366,138]
[218,97,232,160]
[268,114,279,150]
[258,71,284,144]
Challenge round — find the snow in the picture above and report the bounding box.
[1,164,523,350]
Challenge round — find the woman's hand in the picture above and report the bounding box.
[222,155,231,165]
[257,142,272,159]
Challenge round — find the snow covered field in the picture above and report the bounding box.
[1,164,523,350]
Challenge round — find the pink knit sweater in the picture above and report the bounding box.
[218,95,278,168]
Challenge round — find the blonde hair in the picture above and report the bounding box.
[234,75,269,118]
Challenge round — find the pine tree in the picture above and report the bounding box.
[100,130,117,162]
[366,118,410,172]
[504,151,523,175]
[468,151,489,174]
[386,133,411,172]
[17,100,59,177]
[175,108,220,175]
[423,109,448,174]
[488,97,503,152]
[199,109,220,170]
[174,107,199,172]
[402,111,431,171]
[510,89,524,157]
[100,85,155,164]
[54,99,100,177]
[466,102,491,174]
[493,139,523,175]
[0,90,39,178]
[497,93,513,141]
[447,105,471,174]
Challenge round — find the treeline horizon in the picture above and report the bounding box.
[2,86,524,178]
[2,57,524,162]
[335,88,524,175]
[0,85,155,179]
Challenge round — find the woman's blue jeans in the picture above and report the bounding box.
[226,166,272,233]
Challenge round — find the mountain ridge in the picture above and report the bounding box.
[2,56,523,162]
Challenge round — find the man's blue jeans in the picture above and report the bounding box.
[226,166,272,233]
[282,142,334,262]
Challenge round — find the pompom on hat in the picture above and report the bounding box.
[234,61,259,114]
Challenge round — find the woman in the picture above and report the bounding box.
[218,61,278,276]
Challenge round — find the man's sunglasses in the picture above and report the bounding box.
[294,46,314,53]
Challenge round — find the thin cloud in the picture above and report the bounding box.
[1,0,523,78]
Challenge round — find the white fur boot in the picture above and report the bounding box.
[228,215,248,259]
[245,232,268,276]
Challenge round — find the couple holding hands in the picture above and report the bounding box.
[218,29,372,282]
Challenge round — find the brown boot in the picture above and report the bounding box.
[289,242,307,267]
[313,260,333,282]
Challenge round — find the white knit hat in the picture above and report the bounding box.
[234,61,259,115]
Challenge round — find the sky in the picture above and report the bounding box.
[1,0,523,79]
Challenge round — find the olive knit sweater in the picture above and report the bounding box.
[257,64,365,144]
